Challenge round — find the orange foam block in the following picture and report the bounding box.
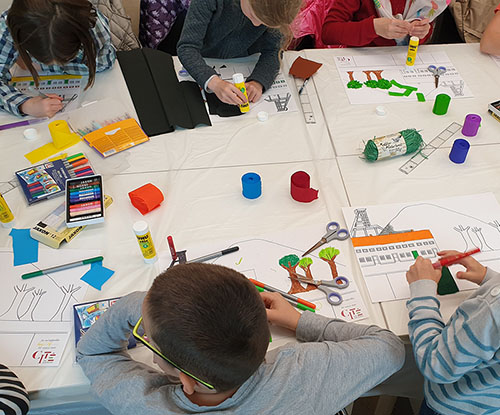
[128,183,164,215]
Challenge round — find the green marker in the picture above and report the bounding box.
[22,256,103,279]
[253,283,315,313]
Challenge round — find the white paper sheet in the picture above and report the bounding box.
[0,249,98,366]
[334,51,473,104]
[342,193,500,303]
[158,226,368,323]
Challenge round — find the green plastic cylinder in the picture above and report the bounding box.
[432,94,451,115]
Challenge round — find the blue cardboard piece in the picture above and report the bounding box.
[80,261,115,290]
[9,228,39,266]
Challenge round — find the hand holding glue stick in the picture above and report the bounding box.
[207,76,247,106]
[232,73,250,113]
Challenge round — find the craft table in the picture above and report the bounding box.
[304,43,500,336]
[0,52,385,408]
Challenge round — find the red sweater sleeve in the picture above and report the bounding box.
[322,0,379,47]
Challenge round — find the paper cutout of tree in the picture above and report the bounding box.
[298,257,317,292]
[279,254,306,294]
[437,266,459,295]
[319,247,340,278]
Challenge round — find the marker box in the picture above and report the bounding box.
[65,175,104,228]
[488,100,500,123]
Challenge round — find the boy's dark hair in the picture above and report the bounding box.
[7,0,98,89]
[145,263,270,392]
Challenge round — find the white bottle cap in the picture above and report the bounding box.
[23,128,39,140]
[232,73,244,84]
[410,36,419,43]
[375,106,386,116]
[133,220,148,235]
[257,111,268,122]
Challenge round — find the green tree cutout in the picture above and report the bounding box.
[319,247,340,278]
[279,254,306,294]
[298,257,317,292]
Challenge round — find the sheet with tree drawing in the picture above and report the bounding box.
[0,249,97,366]
[334,51,473,104]
[158,226,368,325]
[342,193,500,303]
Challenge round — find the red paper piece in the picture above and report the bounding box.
[128,183,164,215]
[290,171,318,203]
[289,57,322,80]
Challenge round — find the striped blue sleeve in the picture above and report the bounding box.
[0,11,31,116]
[407,277,500,384]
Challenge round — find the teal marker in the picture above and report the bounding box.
[22,256,103,279]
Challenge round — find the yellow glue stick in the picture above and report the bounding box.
[0,193,14,228]
[133,221,157,264]
[232,73,250,113]
[406,36,419,67]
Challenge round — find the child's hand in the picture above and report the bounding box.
[246,81,263,103]
[260,291,300,332]
[373,17,411,40]
[437,250,487,285]
[208,77,247,106]
[406,256,441,284]
[20,95,63,118]
[409,18,430,39]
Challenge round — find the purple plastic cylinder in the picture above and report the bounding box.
[461,114,481,137]
[449,139,470,164]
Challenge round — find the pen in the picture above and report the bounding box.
[185,246,239,264]
[167,235,177,261]
[22,256,103,279]
[249,278,316,310]
[298,78,310,95]
[432,248,480,269]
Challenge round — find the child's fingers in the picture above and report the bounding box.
[45,94,63,101]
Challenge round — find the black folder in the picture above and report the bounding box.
[117,48,211,137]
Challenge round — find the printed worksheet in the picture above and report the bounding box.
[158,225,368,323]
[334,51,473,104]
[0,249,99,366]
[342,193,500,303]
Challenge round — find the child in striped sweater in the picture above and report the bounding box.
[406,251,500,415]
[0,364,29,415]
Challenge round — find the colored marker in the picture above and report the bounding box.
[185,246,239,264]
[432,248,480,269]
[0,117,48,131]
[22,256,103,279]
[167,235,177,261]
[253,284,315,312]
[249,278,316,310]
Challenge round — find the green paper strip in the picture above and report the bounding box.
[417,93,426,102]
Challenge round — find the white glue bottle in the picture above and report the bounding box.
[133,221,158,264]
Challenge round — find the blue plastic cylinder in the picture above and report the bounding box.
[449,139,470,164]
[241,173,261,199]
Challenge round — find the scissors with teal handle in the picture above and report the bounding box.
[302,221,349,257]
[290,274,349,306]
[427,65,446,88]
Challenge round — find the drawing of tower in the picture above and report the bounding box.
[350,209,384,237]
[264,93,291,112]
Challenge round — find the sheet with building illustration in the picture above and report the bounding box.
[179,54,298,122]
[0,249,99,366]
[158,225,368,327]
[334,51,473,105]
[342,193,500,303]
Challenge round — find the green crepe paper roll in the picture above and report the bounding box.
[363,128,423,162]
[433,94,451,115]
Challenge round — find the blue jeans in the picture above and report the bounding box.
[419,400,441,415]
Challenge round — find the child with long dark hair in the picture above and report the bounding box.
[0,0,116,118]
